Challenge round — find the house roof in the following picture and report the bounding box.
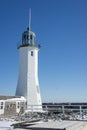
[0,95,21,100]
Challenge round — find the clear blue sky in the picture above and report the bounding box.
[0,0,87,102]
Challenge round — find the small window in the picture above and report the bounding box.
[1,102,3,105]
[31,51,33,56]
[30,35,32,39]
[27,35,28,39]
[1,106,3,109]
[24,35,26,39]
[17,102,20,109]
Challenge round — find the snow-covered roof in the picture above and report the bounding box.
[0,95,26,102]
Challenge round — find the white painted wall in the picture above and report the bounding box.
[0,97,26,115]
[16,46,42,111]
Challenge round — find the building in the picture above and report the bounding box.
[16,27,42,112]
[0,96,26,116]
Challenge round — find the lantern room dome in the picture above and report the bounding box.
[17,27,40,49]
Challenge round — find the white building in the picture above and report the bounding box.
[0,96,26,115]
[16,27,42,112]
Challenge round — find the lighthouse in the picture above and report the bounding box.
[16,27,42,111]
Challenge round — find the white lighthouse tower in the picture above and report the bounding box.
[16,26,42,111]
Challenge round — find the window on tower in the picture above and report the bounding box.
[31,51,33,56]
[24,35,26,39]
[27,35,29,40]
[30,35,32,39]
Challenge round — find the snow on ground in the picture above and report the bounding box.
[0,119,16,130]
[0,119,87,130]
[26,120,87,130]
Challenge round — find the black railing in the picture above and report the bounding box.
[17,43,41,49]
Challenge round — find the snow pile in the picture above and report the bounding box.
[0,119,16,130]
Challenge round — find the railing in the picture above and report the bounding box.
[17,43,41,49]
[9,104,87,122]
[26,104,87,115]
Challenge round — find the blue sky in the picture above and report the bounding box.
[0,0,87,102]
